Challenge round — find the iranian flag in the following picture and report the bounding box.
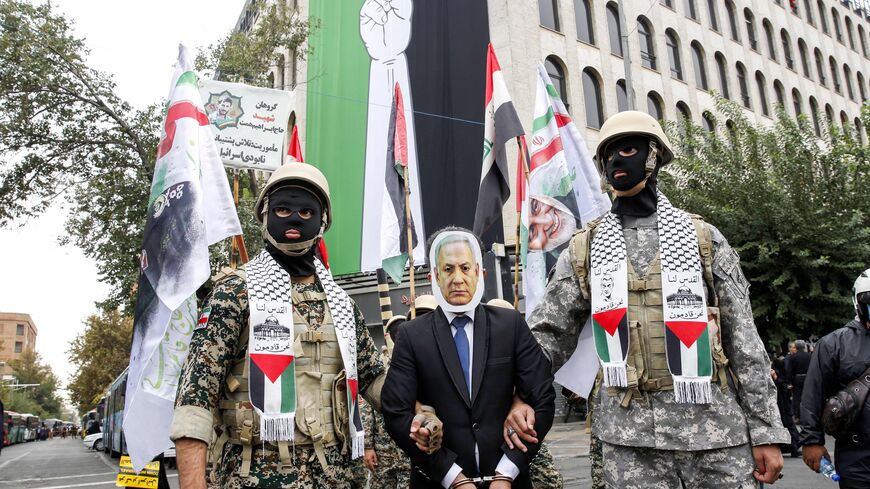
[380,83,418,284]
[520,64,610,315]
[123,45,242,471]
[473,44,525,242]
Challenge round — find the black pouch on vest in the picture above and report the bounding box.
[821,366,870,439]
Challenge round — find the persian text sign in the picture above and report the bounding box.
[117,456,160,488]
[199,80,295,171]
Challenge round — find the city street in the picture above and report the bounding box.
[0,425,840,488]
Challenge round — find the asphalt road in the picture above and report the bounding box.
[0,438,179,489]
[0,424,841,488]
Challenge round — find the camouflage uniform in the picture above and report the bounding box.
[589,434,604,489]
[171,274,386,488]
[349,456,368,489]
[529,442,562,489]
[360,396,410,489]
[528,211,789,487]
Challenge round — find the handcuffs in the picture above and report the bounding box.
[449,475,514,488]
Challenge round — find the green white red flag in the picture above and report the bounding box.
[520,64,609,315]
[123,45,241,471]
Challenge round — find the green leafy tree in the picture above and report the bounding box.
[67,309,133,413]
[7,350,62,417]
[660,99,870,345]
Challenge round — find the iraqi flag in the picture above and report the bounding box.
[521,64,610,315]
[381,83,418,284]
[472,44,525,244]
[123,45,242,471]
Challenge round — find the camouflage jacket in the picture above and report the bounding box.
[529,212,789,450]
[360,395,409,471]
[170,273,386,483]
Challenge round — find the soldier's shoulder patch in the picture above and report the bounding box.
[195,306,212,331]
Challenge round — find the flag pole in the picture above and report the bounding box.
[229,169,250,269]
[514,137,531,310]
[376,269,396,353]
[403,165,416,320]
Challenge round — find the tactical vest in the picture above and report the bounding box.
[570,216,731,407]
[214,288,349,478]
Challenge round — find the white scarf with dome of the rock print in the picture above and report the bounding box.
[245,251,365,457]
[590,192,713,404]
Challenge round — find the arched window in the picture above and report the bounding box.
[792,88,803,116]
[666,29,683,80]
[539,0,561,31]
[840,111,849,130]
[830,56,841,93]
[736,62,750,108]
[726,0,740,41]
[781,30,794,70]
[661,0,674,8]
[798,40,811,78]
[825,103,835,122]
[647,91,664,120]
[803,0,814,25]
[606,3,623,56]
[546,56,569,106]
[574,0,595,44]
[844,64,855,100]
[860,25,869,57]
[692,42,709,90]
[702,111,715,132]
[638,17,657,70]
[616,79,628,111]
[582,68,604,129]
[846,16,855,50]
[707,0,719,30]
[763,19,777,61]
[832,8,843,43]
[276,53,285,89]
[744,9,758,50]
[855,117,865,144]
[815,48,827,86]
[715,52,730,99]
[858,72,866,102]
[810,97,821,136]
[818,0,829,34]
[685,0,698,20]
[756,71,769,116]
[774,80,786,107]
[677,101,691,121]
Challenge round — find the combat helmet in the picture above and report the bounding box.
[594,111,674,177]
[255,162,331,255]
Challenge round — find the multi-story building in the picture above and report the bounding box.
[235,0,870,334]
[0,312,38,377]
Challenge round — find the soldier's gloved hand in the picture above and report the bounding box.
[504,395,537,452]
[410,403,443,454]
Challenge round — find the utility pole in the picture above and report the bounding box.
[617,0,637,110]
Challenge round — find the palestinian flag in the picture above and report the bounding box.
[591,307,629,366]
[381,83,418,284]
[520,64,610,315]
[248,349,297,430]
[472,43,525,245]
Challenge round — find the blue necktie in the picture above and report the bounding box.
[452,316,471,394]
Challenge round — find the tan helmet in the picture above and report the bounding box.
[594,111,674,175]
[486,298,515,310]
[255,163,332,231]
[413,294,438,313]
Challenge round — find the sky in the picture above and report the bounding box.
[0,0,246,407]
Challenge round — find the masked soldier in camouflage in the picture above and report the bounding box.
[170,163,440,489]
[505,111,788,488]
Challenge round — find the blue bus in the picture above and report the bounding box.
[100,368,128,458]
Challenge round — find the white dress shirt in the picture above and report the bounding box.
[439,309,520,488]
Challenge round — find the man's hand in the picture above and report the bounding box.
[364,448,378,472]
[802,444,830,473]
[752,444,785,484]
[503,396,537,452]
[410,403,443,454]
[176,437,208,489]
[451,472,475,488]
[490,479,512,489]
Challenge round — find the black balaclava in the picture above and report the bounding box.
[857,291,870,327]
[603,135,660,217]
[263,184,324,277]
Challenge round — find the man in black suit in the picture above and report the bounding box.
[382,227,555,489]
